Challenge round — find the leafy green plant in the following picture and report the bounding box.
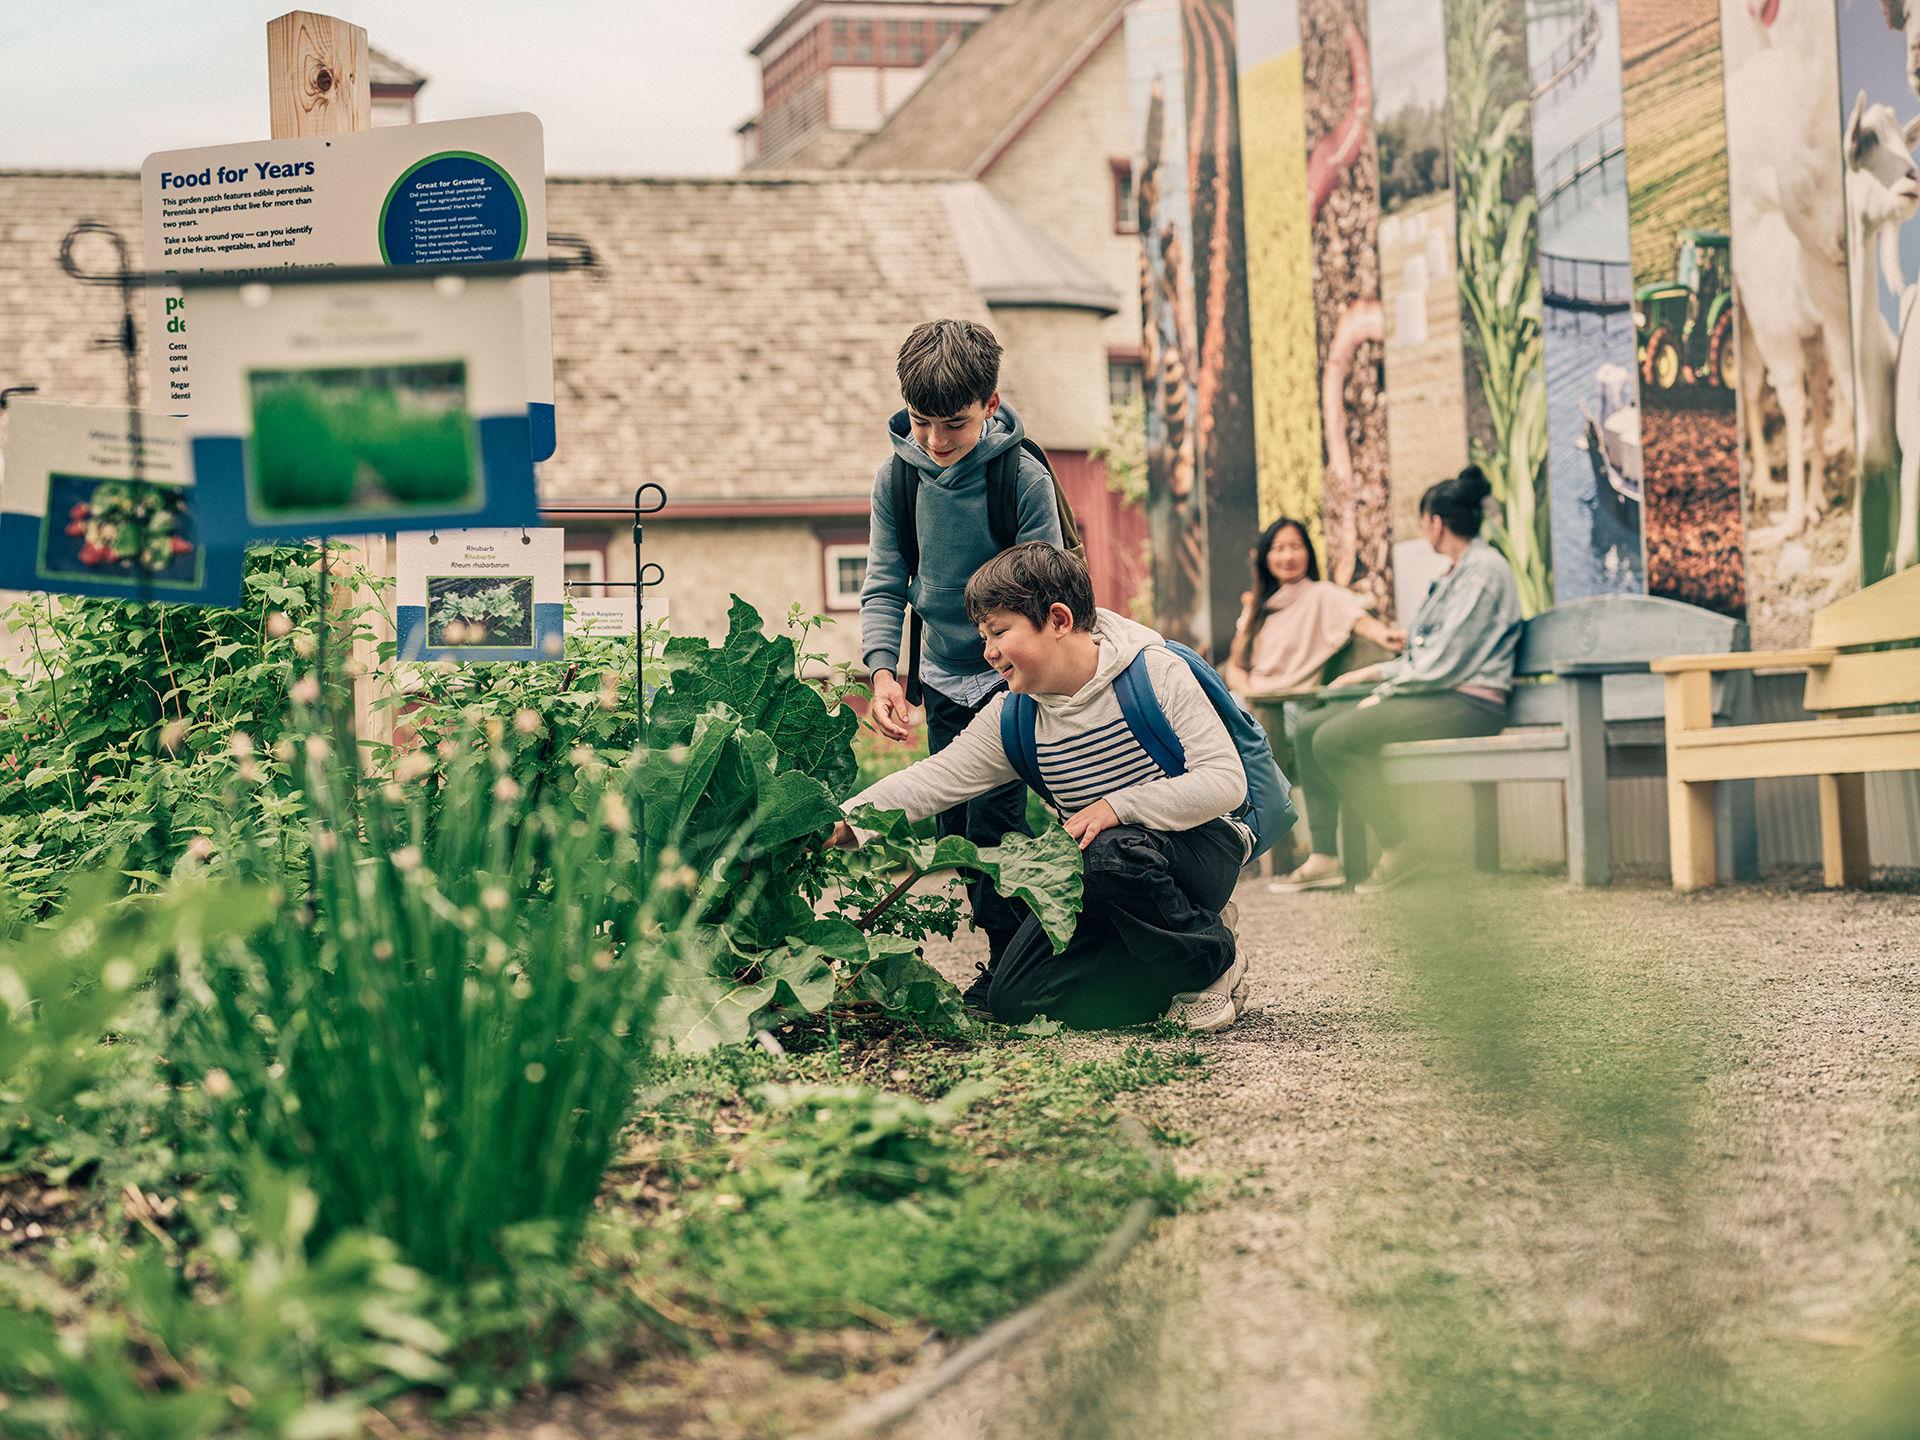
[0,1163,448,1440]
[0,874,267,1167]
[173,728,662,1281]
[1447,0,1552,616]
[0,545,385,912]
[1092,397,1148,509]
[726,1080,995,1203]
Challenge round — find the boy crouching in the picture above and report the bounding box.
[830,543,1250,1032]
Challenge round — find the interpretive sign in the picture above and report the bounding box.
[140,113,556,459]
[0,400,242,604]
[395,527,564,662]
[186,274,539,543]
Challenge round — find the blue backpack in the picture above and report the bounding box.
[999,641,1297,859]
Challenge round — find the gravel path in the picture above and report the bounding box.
[910,871,1920,1439]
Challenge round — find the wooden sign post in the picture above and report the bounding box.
[266,11,371,136]
[265,10,392,754]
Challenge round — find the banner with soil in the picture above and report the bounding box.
[1238,0,1326,546]
[1619,0,1744,618]
[1301,0,1395,619]
[1182,0,1262,663]
[1528,0,1648,603]
[1836,0,1920,595]
[1370,0,1471,555]
[1445,0,1553,617]
[1128,0,1210,650]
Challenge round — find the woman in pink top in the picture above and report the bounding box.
[1223,519,1403,697]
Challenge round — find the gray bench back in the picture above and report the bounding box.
[1508,595,1749,726]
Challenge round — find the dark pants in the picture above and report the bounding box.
[989,820,1242,1029]
[924,682,1031,961]
[1294,692,1506,853]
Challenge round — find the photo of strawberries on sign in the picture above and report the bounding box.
[40,474,202,588]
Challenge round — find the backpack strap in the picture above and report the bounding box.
[890,455,925,705]
[1110,650,1188,777]
[891,456,920,578]
[984,445,1020,552]
[997,691,1054,806]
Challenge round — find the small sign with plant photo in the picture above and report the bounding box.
[185,274,541,544]
[395,526,564,662]
[0,399,245,605]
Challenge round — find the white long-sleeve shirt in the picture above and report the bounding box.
[844,610,1249,844]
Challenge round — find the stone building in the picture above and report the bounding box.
[0,3,1146,678]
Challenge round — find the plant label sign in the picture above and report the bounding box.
[564,596,669,643]
[186,274,539,543]
[396,527,564,662]
[141,113,556,461]
[0,399,244,604]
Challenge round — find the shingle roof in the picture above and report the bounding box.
[539,174,994,501]
[368,47,427,90]
[939,182,1118,311]
[0,172,151,420]
[0,171,999,504]
[835,0,1129,176]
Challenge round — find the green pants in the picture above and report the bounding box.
[1293,691,1506,853]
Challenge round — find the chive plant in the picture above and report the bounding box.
[179,728,662,1280]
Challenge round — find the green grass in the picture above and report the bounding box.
[620,1036,1200,1338]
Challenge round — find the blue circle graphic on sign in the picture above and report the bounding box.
[379,151,527,265]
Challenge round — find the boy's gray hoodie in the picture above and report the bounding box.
[844,609,1249,847]
[860,403,1061,682]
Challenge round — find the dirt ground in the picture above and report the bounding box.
[901,868,1920,1440]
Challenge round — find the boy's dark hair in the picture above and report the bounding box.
[965,541,1096,632]
[897,318,1002,416]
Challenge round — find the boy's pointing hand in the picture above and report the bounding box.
[1063,799,1120,850]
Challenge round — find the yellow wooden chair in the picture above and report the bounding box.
[1652,567,1920,889]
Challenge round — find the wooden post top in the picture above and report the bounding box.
[267,11,371,138]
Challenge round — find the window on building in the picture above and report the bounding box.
[564,547,606,599]
[910,18,924,33]
[834,38,849,59]
[822,543,868,611]
[1108,356,1144,408]
[858,38,872,59]
[833,16,846,31]
[885,17,898,33]
[910,42,924,61]
[1111,158,1137,234]
[936,19,951,35]
[857,18,871,33]
[885,40,899,60]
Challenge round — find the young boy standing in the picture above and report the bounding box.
[835,543,1251,1032]
[860,320,1062,1004]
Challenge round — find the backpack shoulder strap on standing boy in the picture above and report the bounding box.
[985,439,1088,567]
[890,455,925,706]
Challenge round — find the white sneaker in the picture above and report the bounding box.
[1166,909,1247,1034]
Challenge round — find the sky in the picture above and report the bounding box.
[0,0,793,175]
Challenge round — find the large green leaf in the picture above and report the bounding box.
[646,597,859,798]
[844,807,1085,953]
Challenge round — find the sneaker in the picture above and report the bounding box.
[1165,949,1248,1034]
[1269,859,1346,893]
[960,961,995,1018]
[1353,853,1430,895]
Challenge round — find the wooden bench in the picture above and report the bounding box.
[1653,566,1920,890]
[1254,594,1758,886]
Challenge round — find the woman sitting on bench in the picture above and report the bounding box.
[1222,517,1405,697]
[1274,467,1523,895]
